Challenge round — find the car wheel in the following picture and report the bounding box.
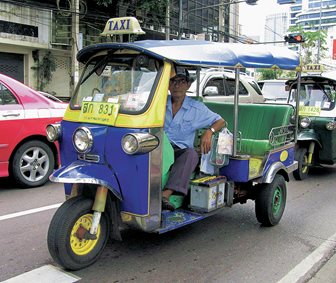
[293,147,309,181]
[11,140,55,188]
[47,196,110,270]
[255,175,287,227]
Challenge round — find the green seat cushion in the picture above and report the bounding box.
[240,139,272,156]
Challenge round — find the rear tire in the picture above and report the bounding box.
[293,147,309,180]
[255,175,287,226]
[11,140,55,188]
[47,196,110,270]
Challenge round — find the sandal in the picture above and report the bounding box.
[162,197,175,211]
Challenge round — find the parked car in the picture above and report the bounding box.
[0,73,67,188]
[258,79,289,103]
[187,68,264,103]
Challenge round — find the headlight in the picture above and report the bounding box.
[46,123,61,142]
[326,121,336,130]
[122,133,159,154]
[300,117,311,128]
[73,127,93,153]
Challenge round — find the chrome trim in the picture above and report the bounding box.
[49,175,122,200]
[78,153,100,163]
[121,132,159,154]
[261,162,288,183]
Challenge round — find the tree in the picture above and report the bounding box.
[288,25,328,65]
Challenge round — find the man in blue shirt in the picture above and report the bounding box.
[162,69,226,210]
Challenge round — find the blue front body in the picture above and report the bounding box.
[58,120,150,216]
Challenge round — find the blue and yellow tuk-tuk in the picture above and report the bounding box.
[46,39,301,270]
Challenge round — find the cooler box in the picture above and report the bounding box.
[190,176,226,212]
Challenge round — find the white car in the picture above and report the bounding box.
[187,68,264,103]
[258,79,289,103]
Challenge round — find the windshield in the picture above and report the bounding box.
[262,82,288,100]
[289,83,336,111]
[72,54,161,114]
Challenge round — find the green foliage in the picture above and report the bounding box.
[96,0,113,7]
[31,52,56,91]
[258,69,283,80]
[288,26,328,64]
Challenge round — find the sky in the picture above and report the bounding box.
[239,0,290,38]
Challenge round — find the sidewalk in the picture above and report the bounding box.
[308,252,336,283]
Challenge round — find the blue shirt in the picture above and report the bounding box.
[164,96,222,149]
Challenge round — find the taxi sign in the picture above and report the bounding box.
[79,102,120,125]
[303,64,324,72]
[299,106,321,116]
[101,17,145,36]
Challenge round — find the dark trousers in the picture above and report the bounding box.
[165,147,199,195]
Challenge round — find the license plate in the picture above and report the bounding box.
[79,102,120,125]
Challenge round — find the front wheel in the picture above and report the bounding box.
[255,175,287,227]
[293,147,310,180]
[47,196,110,270]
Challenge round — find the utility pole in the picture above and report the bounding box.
[71,0,79,94]
[166,0,170,40]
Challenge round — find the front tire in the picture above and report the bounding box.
[11,140,55,188]
[293,147,309,180]
[255,175,287,226]
[47,196,110,270]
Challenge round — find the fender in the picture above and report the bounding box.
[297,129,322,147]
[261,161,291,184]
[50,160,122,200]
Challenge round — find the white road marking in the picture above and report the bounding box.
[1,264,80,283]
[0,203,62,221]
[277,232,336,283]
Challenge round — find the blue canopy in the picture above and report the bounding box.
[77,40,301,70]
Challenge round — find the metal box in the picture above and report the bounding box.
[190,176,226,212]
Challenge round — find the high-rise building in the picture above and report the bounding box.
[264,13,288,45]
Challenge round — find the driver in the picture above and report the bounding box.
[162,68,226,211]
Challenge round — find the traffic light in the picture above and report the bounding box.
[284,33,305,43]
[246,0,258,4]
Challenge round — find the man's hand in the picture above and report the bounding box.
[201,130,213,154]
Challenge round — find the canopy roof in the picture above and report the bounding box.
[77,40,301,70]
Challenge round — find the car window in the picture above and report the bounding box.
[0,83,18,105]
[203,78,224,96]
[249,81,263,96]
[225,79,248,96]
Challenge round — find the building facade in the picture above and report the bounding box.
[0,0,240,98]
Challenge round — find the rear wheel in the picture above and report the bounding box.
[293,147,309,180]
[47,196,110,270]
[11,140,55,188]
[255,175,286,226]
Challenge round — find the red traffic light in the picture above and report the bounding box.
[284,33,305,43]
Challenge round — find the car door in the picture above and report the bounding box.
[0,82,24,167]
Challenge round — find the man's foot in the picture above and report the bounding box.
[162,197,175,211]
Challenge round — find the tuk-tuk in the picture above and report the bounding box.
[287,74,336,180]
[46,39,301,270]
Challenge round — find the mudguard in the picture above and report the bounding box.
[261,161,291,184]
[50,160,122,200]
[297,130,322,147]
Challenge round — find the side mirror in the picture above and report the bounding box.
[204,86,219,96]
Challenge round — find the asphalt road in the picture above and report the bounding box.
[1,166,336,283]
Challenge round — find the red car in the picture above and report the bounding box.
[0,73,67,188]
